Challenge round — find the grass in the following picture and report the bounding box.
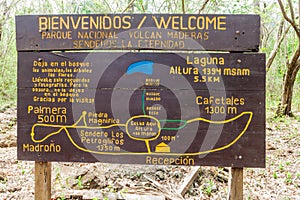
[0,58,296,115]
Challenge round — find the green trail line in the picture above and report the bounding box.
[142,89,188,130]
[159,119,188,130]
[142,89,146,115]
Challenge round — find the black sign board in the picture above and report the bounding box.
[17,52,265,167]
[16,14,260,51]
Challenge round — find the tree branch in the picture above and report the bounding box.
[182,0,185,14]
[140,1,146,13]
[122,0,136,13]
[103,0,114,13]
[261,23,279,49]
[266,21,291,72]
[277,0,300,38]
[198,0,210,14]
[294,59,300,74]
[287,0,295,23]
[289,45,300,69]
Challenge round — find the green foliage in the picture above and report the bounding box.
[0,20,17,108]
[0,0,299,114]
[76,175,83,189]
[272,159,299,187]
[202,180,216,196]
[285,172,293,184]
[278,163,284,171]
[273,171,278,179]
[17,161,26,175]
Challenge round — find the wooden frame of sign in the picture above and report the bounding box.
[16,14,265,200]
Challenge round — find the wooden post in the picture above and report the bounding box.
[35,162,52,200]
[178,166,201,196]
[227,167,243,200]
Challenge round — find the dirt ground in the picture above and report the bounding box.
[0,107,299,200]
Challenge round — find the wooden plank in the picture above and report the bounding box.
[16,14,260,51]
[17,52,266,91]
[144,174,184,199]
[178,166,201,196]
[227,167,243,200]
[17,52,265,167]
[35,162,51,200]
[55,190,166,200]
[121,193,165,200]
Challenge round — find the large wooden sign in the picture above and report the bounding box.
[17,51,265,167]
[16,14,260,51]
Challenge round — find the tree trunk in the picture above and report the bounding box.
[277,63,300,116]
[276,0,300,116]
